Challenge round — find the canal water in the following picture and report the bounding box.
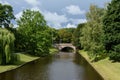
[0,52,103,80]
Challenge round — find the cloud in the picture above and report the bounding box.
[70,18,87,24]
[31,6,41,11]
[15,7,41,19]
[15,11,23,19]
[43,11,68,28]
[15,6,86,29]
[65,19,87,28]
[65,5,85,15]
[24,0,40,6]
[66,23,76,28]
[0,1,11,5]
[14,24,18,28]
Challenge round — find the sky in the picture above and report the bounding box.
[0,0,111,29]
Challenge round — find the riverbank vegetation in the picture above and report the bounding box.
[0,53,39,73]
[72,1,120,79]
[72,0,120,62]
[49,48,59,55]
[0,48,57,73]
[0,3,56,65]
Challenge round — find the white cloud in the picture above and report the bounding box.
[31,7,41,11]
[43,11,68,28]
[14,24,18,28]
[24,0,39,6]
[15,11,23,19]
[70,18,87,24]
[66,23,76,28]
[15,7,41,20]
[65,19,87,28]
[65,5,85,15]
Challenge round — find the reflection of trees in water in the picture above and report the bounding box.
[0,71,14,80]
[54,52,74,59]
[73,53,103,80]
[0,57,53,80]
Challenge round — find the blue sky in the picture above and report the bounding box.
[0,0,111,28]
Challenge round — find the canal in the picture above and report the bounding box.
[0,52,103,80]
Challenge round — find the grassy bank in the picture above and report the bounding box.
[49,48,59,55]
[79,50,120,80]
[0,53,39,73]
[0,49,58,73]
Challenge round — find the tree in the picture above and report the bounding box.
[0,28,15,64]
[80,5,105,61]
[58,28,75,43]
[0,3,15,28]
[48,28,59,44]
[17,9,51,56]
[72,23,85,49]
[103,0,120,61]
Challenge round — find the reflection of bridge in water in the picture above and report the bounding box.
[54,43,76,52]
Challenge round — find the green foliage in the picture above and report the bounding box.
[34,30,52,56]
[80,5,106,61]
[47,28,59,44]
[9,53,20,64]
[58,28,75,43]
[0,3,15,28]
[17,9,52,56]
[103,0,120,61]
[72,23,85,49]
[0,28,17,65]
[110,44,120,61]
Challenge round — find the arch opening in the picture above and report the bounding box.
[60,47,74,52]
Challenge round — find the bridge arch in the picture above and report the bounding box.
[55,43,76,53]
[60,46,75,52]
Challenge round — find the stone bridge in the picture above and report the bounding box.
[55,43,76,52]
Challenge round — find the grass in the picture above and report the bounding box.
[0,53,39,73]
[49,48,59,55]
[79,50,120,80]
[17,53,39,63]
[0,49,58,73]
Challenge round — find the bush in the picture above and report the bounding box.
[109,44,120,61]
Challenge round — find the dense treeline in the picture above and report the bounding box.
[57,28,75,43]
[72,23,85,49]
[72,0,120,61]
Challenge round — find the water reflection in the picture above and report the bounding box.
[0,52,103,80]
[48,52,85,80]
